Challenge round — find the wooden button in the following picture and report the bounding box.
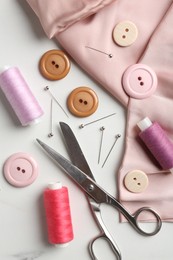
[113,21,138,47]
[67,87,98,117]
[39,49,70,80]
[124,170,148,193]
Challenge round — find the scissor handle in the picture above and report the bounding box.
[89,234,122,260]
[107,195,162,236]
[132,207,162,236]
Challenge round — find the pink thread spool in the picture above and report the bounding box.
[137,117,173,172]
[43,182,74,247]
[0,66,44,126]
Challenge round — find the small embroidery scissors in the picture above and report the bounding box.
[37,122,162,260]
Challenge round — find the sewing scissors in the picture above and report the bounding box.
[36,122,162,260]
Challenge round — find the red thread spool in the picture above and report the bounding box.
[43,182,74,247]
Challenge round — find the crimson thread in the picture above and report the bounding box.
[0,67,43,126]
[43,185,74,246]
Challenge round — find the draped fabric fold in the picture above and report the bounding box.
[26,0,115,37]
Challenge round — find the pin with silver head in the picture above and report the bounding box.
[98,126,105,164]
[85,46,113,58]
[44,86,69,118]
[101,134,121,168]
[48,98,54,137]
[79,112,116,129]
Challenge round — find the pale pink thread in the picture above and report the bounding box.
[0,67,44,126]
[139,122,173,170]
[43,186,74,245]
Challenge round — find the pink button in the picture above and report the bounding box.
[3,152,38,187]
[122,64,158,99]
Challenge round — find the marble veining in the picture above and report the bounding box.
[13,251,44,260]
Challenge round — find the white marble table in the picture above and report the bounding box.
[0,1,173,259]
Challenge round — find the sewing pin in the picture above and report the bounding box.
[98,126,105,164]
[44,86,69,118]
[101,134,121,168]
[79,112,116,129]
[85,46,113,58]
[48,99,54,137]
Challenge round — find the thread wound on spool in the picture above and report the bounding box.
[0,67,44,126]
[43,185,74,246]
[138,121,173,170]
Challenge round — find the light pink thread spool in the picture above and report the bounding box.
[0,66,44,126]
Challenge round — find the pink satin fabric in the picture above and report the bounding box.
[26,0,115,37]
[27,0,173,221]
[56,0,172,107]
[119,3,173,221]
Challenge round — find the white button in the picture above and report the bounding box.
[113,21,138,47]
[124,170,148,193]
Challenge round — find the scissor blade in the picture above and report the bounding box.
[59,122,95,180]
[36,138,107,203]
[37,138,87,184]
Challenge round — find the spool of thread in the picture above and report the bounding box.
[137,117,173,172]
[43,182,74,247]
[0,66,44,126]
